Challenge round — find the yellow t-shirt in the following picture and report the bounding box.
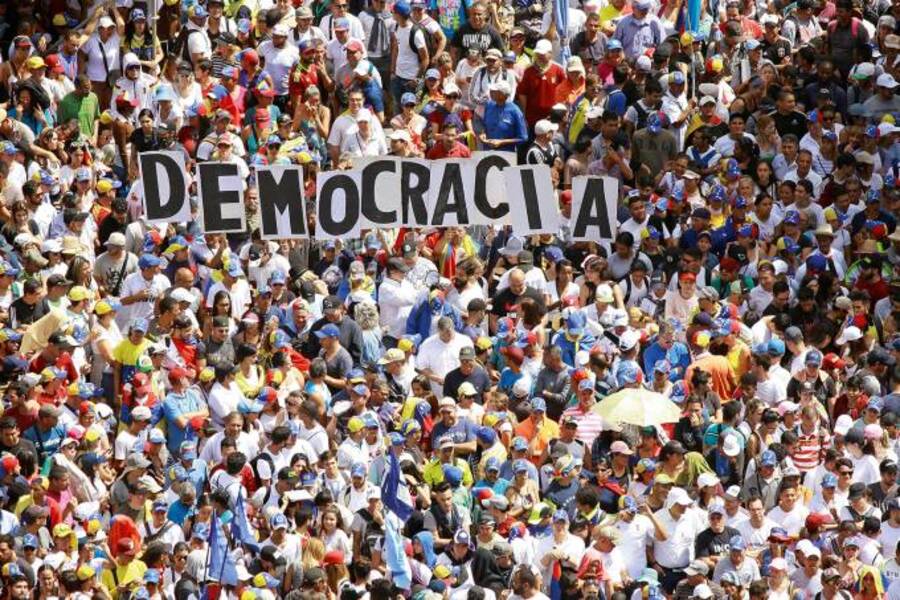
[113,339,150,367]
[101,560,148,600]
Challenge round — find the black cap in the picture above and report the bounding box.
[113,198,128,213]
[848,482,866,500]
[459,346,476,360]
[323,295,341,311]
[402,242,417,259]
[48,332,73,347]
[692,207,711,220]
[303,566,325,584]
[217,32,237,45]
[467,298,487,313]
[214,361,235,379]
[517,250,534,266]
[211,315,230,328]
[260,545,287,567]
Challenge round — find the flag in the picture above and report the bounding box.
[549,559,563,600]
[381,451,414,521]
[554,0,570,62]
[686,0,701,32]
[207,516,238,587]
[383,514,412,590]
[230,493,260,554]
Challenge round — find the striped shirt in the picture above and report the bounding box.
[560,405,606,448]
[792,426,828,473]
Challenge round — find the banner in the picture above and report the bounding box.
[197,162,246,234]
[256,165,307,240]
[570,175,619,243]
[139,151,191,225]
[136,152,618,241]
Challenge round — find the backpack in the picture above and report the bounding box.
[408,23,436,62]
[172,27,204,65]
[827,16,861,37]
[250,452,276,489]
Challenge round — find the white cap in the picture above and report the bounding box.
[586,106,604,119]
[879,122,900,136]
[534,119,559,136]
[534,39,553,55]
[595,283,614,303]
[693,585,714,600]
[122,53,141,69]
[636,55,652,72]
[618,329,641,351]
[760,13,779,25]
[853,62,876,78]
[667,487,693,507]
[834,414,854,436]
[489,80,512,96]
[443,81,461,96]
[575,350,590,367]
[836,326,862,345]
[724,485,742,500]
[41,238,62,253]
[566,56,586,73]
[106,232,126,247]
[697,472,719,488]
[877,72,899,88]
[699,95,717,106]
[722,434,741,457]
[99,16,115,28]
[389,129,412,143]
[354,60,372,77]
[170,288,195,304]
[272,23,290,37]
[355,109,372,123]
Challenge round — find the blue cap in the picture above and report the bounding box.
[503,50,516,62]
[190,4,208,17]
[148,429,166,444]
[823,130,838,141]
[334,17,350,29]
[389,432,405,446]
[400,92,417,106]
[425,68,441,80]
[351,462,366,477]
[270,512,290,529]
[75,167,92,181]
[512,436,528,451]
[531,397,546,412]
[726,158,741,178]
[138,254,162,269]
[237,18,252,33]
[485,456,501,472]
[647,112,662,133]
[805,349,823,366]
[616,362,641,387]
[760,450,777,467]
[315,323,341,339]
[393,0,411,15]
[806,254,827,272]
[266,134,282,146]
[744,39,760,50]
[238,399,265,414]
[400,419,421,436]
[226,262,243,277]
[208,84,228,101]
[607,39,623,51]
[822,473,838,488]
[709,185,727,202]
[155,85,177,102]
[729,535,746,551]
[868,397,884,412]
[180,441,197,460]
[566,311,587,336]
[671,71,685,85]
[298,39,315,53]
[544,246,564,263]
[1,142,16,155]
[22,534,38,549]
[300,471,317,486]
[653,359,671,374]
[192,523,209,539]
[352,384,370,397]
[443,464,463,486]
[134,588,151,600]
[131,318,149,333]
[514,459,530,473]
[269,271,287,284]
[767,338,786,356]
[732,195,748,209]
[867,189,881,204]
[221,65,238,79]
[143,570,160,584]
[647,226,663,241]
[476,426,497,445]
[362,413,379,429]
[552,509,570,522]
[152,499,168,512]
[784,210,800,225]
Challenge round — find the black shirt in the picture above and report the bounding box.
[490,284,546,317]
[695,525,741,559]
[9,297,49,329]
[443,364,492,401]
[769,109,808,139]
[450,24,504,54]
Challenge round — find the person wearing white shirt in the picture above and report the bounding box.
[416,317,475,397]
[337,419,370,473]
[327,98,383,165]
[612,498,657,579]
[378,258,420,341]
[208,373,247,430]
[258,25,300,97]
[735,496,777,551]
[534,511,586,594]
[339,109,388,157]
[117,255,171,330]
[651,488,699,592]
[766,485,809,537]
[321,10,367,42]
[205,264,253,320]
[199,423,258,465]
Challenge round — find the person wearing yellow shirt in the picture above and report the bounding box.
[598,0,629,34]
[514,398,559,465]
[101,538,148,600]
[424,436,475,487]
[476,426,508,480]
[112,319,151,404]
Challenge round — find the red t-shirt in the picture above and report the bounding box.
[426,142,471,160]
[855,277,890,303]
[518,62,567,126]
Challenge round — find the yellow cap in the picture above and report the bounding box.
[709,57,724,73]
[252,574,267,588]
[76,565,95,581]
[824,207,838,221]
[654,473,676,485]
[348,416,365,433]
[96,180,114,194]
[884,114,897,125]
[85,428,101,442]
[67,382,81,396]
[434,565,452,579]
[94,300,117,315]
[397,338,414,352]
[52,13,68,26]
[99,111,113,125]
[26,56,45,69]
[199,367,215,383]
[475,336,493,351]
[53,523,74,537]
[68,285,91,302]
[680,32,694,46]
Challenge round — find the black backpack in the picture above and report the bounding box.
[172,27,204,65]
[250,452,276,489]
[408,23,435,62]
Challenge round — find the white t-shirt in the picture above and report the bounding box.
[116,271,171,329]
[652,508,700,569]
[258,40,300,95]
[393,23,426,80]
[114,430,139,460]
[416,332,474,397]
[614,515,654,578]
[83,33,121,82]
[766,504,809,537]
[205,279,252,320]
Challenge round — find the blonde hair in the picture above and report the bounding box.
[302,537,326,570]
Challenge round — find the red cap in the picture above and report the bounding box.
[189,416,206,432]
[79,401,95,415]
[501,345,524,366]
[44,54,65,74]
[117,538,136,553]
[323,550,345,565]
[132,373,151,395]
[679,272,697,283]
[823,352,846,370]
[805,512,833,530]
[1,455,19,474]
[345,40,365,53]
[559,190,573,205]
[241,49,259,65]
[719,257,741,272]
[170,367,195,381]
[115,94,139,108]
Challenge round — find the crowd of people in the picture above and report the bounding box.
[0,0,899,598]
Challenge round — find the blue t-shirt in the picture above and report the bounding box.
[162,389,207,453]
[431,416,477,449]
